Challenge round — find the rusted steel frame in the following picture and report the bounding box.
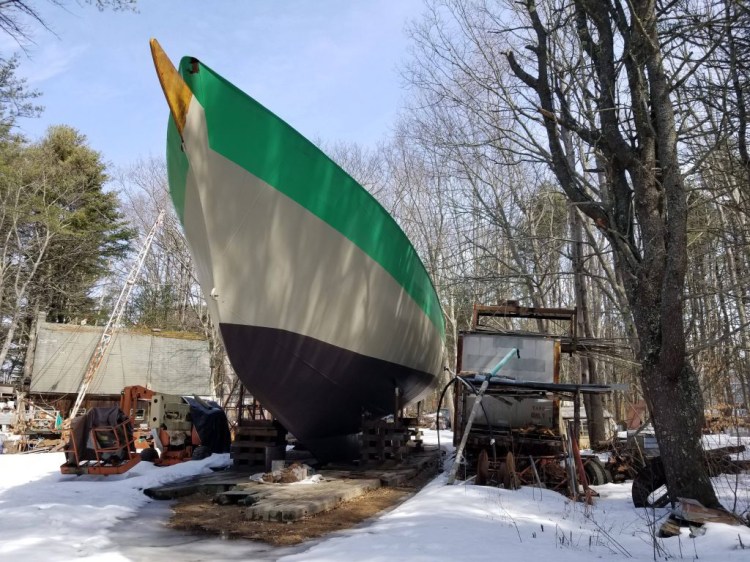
[567,420,590,496]
[540,457,571,492]
[90,419,137,464]
[472,303,577,333]
[62,418,139,475]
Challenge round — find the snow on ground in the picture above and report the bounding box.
[0,452,232,561]
[284,430,750,562]
[0,431,748,561]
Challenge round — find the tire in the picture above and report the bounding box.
[476,449,489,486]
[191,445,211,460]
[584,457,611,485]
[632,458,668,508]
[140,447,159,463]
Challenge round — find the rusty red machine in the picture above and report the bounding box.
[61,385,226,476]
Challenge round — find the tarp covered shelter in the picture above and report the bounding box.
[30,320,212,397]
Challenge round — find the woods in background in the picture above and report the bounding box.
[0,0,748,507]
[0,125,132,382]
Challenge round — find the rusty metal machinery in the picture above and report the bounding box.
[448,303,617,496]
[60,412,140,476]
[60,386,223,476]
[120,385,205,465]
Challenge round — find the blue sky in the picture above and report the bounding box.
[4,1,426,170]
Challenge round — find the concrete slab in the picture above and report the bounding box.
[239,478,382,522]
[320,467,417,486]
[143,470,244,499]
[143,447,440,520]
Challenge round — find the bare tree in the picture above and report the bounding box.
[0,176,54,373]
[402,0,722,506]
[499,0,718,506]
[113,157,234,399]
[0,0,137,43]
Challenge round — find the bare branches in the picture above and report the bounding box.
[0,0,51,43]
[0,0,137,44]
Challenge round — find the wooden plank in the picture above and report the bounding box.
[235,427,283,437]
[674,498,742,526]
[238,420,276,427]
[232,440,283,449]
[231,451,266,461]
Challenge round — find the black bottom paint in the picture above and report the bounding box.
[220,323,436,462]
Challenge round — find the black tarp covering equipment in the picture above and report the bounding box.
[64,406,134,464]
[184,396,231,454]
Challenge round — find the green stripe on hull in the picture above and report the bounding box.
[166,118,188,224]
[166,57,444,338]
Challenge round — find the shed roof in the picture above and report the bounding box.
[30,322,212,396]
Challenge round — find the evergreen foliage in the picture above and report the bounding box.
[0,126,134,379]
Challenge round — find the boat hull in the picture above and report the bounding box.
[220,323,436,460]
[154,46,445,461]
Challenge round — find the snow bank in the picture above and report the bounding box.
[0,430,748,562]
[280,471,750,562]
[0,452,229,561]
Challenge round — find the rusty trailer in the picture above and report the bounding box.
[450,303,616,496]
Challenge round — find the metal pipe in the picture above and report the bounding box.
[447,348,519,485]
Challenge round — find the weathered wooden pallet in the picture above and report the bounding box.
[232,438,282,449]
[231,420,286,471]
[235,426,284,438]
[360,418,415,464]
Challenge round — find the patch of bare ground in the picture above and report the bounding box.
[168,468,436,546]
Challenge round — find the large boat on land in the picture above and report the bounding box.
[149,39,444,461]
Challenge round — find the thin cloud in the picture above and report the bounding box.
[21,42,88,85]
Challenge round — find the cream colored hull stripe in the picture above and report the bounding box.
[180,99,442,375]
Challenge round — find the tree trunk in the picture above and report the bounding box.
[503,0,720,507]
[22,306,42,384]
[0,309,20,373]
[570,205,606,445]
[640,358,715,506]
